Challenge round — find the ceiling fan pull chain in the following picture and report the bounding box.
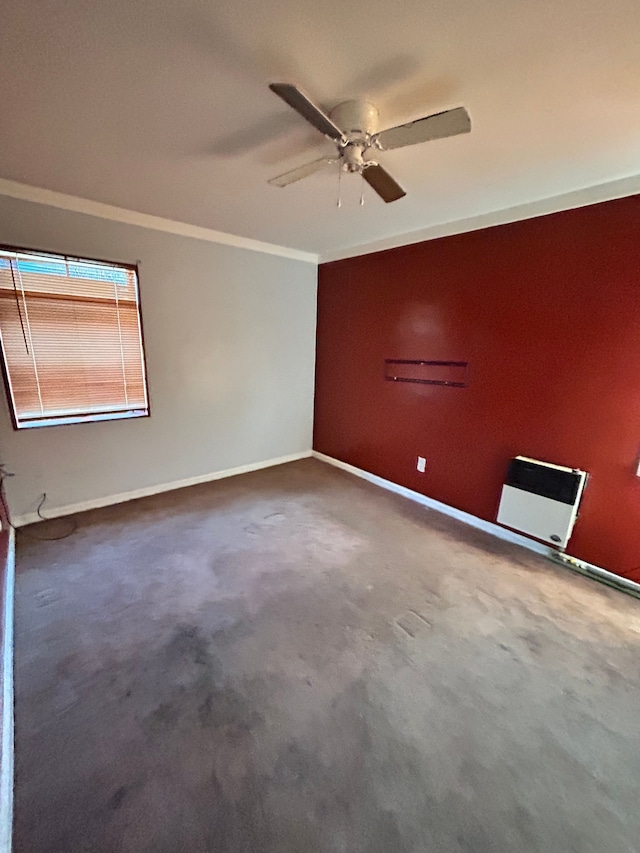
[360,171,365,207]
[337,164,342,208]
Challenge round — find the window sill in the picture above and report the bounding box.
[17,409,149,430]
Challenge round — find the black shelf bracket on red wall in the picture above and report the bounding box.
[384,359,469,387]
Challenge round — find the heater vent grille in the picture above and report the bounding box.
[497,456,587,548]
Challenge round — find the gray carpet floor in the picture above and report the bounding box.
[13,458,640,852]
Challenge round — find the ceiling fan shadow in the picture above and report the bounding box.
[257,133,329,167]
[177,9,314,92]
[210,111,303,157]
[177,9,269,81]
[344,56,421,101]
[379,76,460,124]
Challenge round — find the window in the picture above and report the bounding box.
[0,245,149,429]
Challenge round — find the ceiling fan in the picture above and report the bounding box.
[267,83,471,203]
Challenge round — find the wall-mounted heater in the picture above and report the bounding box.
[497,456,588,549]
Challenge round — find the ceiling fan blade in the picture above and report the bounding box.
[374,106,471,151]
[363,164,406,203]
[269,83,345,141]
[268,157,337,188]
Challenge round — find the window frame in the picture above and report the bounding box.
[0,243,151,431]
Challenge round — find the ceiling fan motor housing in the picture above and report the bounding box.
[330,100,379,141]
[329,100,379,171]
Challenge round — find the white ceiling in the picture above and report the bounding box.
[2,0,640,258]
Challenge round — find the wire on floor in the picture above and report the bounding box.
[0,470,77,541]
[26,493,78,541]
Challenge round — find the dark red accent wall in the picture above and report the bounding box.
[314,195,640,581]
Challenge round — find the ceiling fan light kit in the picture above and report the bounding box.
[268,82,471,204]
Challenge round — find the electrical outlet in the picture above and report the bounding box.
[417,456,426,473]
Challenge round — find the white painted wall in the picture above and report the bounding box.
[0,195,317,520]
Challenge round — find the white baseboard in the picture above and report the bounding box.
[0,528,15,853]
[312,451,640,597]
[547,551,640,599]
[13,451,312,527]
[312,451,550,556]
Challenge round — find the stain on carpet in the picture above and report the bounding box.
[395,609,432,638]
[12,458,640,853]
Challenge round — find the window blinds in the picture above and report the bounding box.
[0,248,149,429]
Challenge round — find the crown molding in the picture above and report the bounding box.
[3,174,638,267]
[0,178,318,264]
[320,174,640,263]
